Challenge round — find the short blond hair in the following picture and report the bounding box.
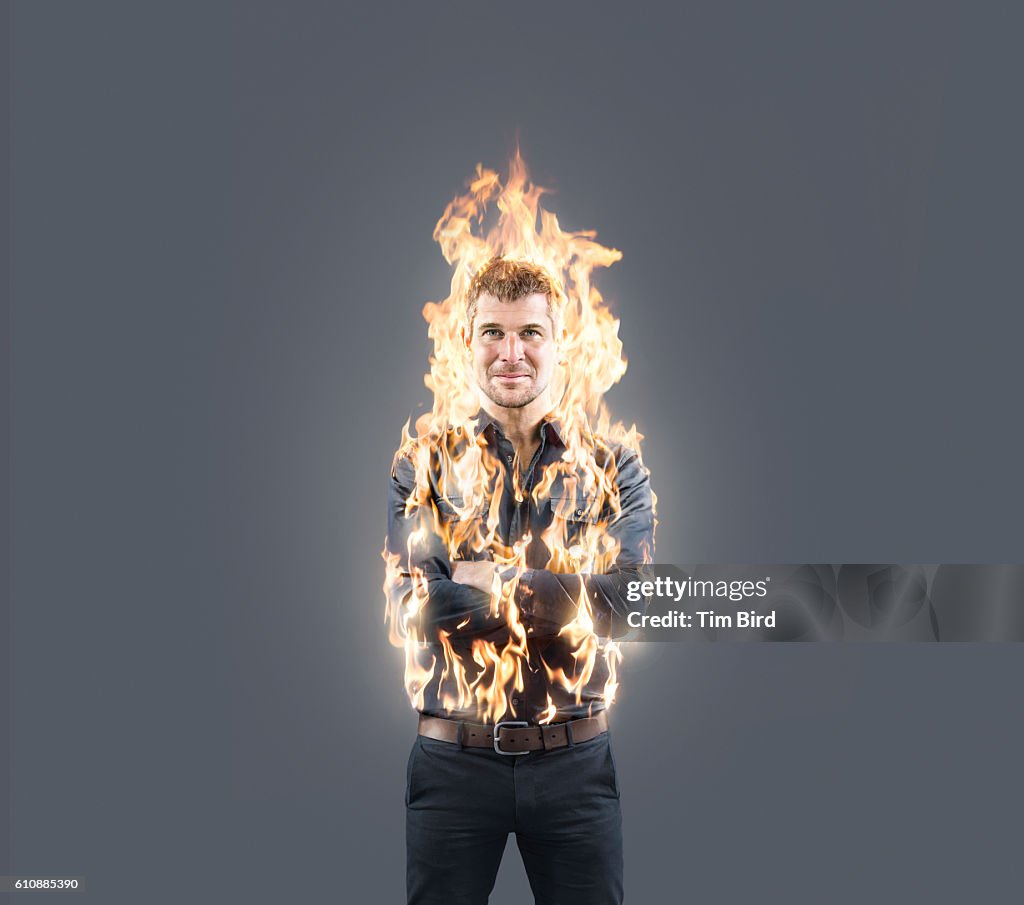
[466,256,565,329]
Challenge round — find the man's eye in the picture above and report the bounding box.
[482,329,501,337]
[522,330,540,337]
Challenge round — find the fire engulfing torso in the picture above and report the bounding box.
[382,152,656,726]
[384,410,655,725]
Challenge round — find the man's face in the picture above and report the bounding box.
[465,292,562,410]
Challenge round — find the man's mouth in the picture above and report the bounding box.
[493,373,530,382]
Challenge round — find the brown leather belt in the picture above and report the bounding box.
[418,711,609,755]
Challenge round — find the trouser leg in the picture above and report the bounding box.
[405,736,515,905]
[514,732,624,905]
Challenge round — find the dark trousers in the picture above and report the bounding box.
[405,728,624,905]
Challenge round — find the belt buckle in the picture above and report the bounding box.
[493,720,530,755]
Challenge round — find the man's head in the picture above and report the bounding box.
[463,257,567,410]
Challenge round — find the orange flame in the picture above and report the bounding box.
[385,152,649,724]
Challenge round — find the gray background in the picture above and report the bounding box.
[8,1,1023,903]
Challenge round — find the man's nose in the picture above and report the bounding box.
[500,333,524,362]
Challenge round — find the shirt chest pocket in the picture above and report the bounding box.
[434,495,489,556]
[546,494,603,548]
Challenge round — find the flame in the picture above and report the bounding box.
[537,694,558,725]
[384,151,650,724]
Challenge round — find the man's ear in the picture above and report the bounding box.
[460,323,472,355]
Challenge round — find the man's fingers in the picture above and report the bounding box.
[452,560,499,591]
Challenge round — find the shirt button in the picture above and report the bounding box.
[512,697,520,705]
[575,509,583,516]
[506,455,513,463]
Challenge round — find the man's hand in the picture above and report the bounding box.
[451,560,499,594]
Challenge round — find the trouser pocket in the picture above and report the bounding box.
[605,733,621,800]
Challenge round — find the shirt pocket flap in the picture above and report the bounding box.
[548,494,602,524]
[434,495,488,522]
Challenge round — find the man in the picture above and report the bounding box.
[386,256,655,905]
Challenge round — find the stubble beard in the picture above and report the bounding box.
[480,370,547,410]
[483,387,539,409]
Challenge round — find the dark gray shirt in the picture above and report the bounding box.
[385,410,655,724]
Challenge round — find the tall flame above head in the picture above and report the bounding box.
[417,150,638,452]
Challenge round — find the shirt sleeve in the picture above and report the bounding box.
[385,451,510,640]
[514,447,655,640]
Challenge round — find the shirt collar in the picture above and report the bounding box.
[469,409,566,448]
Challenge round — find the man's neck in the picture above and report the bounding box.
[479,396,550,459]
